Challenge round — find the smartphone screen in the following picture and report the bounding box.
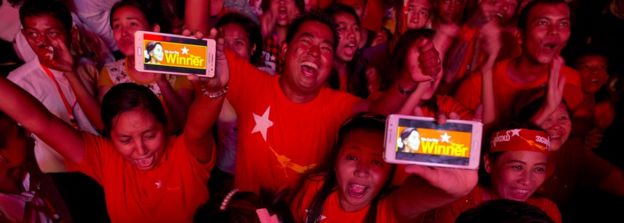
[139,32,213,76]
[394,118,474,166]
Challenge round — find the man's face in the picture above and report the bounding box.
[406,0,432,29]
[577,55,609,94]
[486,151,548,201]
[282,21,335,95]
[522,3,571,65]
[436,0,467,24]
[22,14,69,63]
[479,0,519,24]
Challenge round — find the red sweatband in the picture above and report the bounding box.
[490,128,551,154]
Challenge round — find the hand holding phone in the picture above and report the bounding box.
[384,114,483,169]
[134,31,216,77]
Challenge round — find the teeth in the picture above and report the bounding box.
[301,62,318,70]
[134,156,154,168]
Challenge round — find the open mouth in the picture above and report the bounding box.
[300,61,319,78]
[509,188,531,200]
[347,182,369,199]
[343,42,357,56]
[278,7,288,20]
[133,155,155,169]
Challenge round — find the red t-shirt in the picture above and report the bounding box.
[291,176,398,223]
[226,51,361,193]
[454,59,583,123]
[66,133,214,222]
[417,186,562,223]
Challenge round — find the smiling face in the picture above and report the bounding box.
[486,150,547,201]
[111,5,153,57]
[336,129,392,212]
[22,14,69,63]
[403,130,421,152]
[110,107,167,170]
[334,12,361,62]
[281,21,335,97]
[539,103,571,151]
[480,0,518,23]
[406,0,432,29]
[577,55,609,94]
[150,44,164,62]
[522,3,571,65]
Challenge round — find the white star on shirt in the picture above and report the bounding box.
[511,129,522,137]
[441,132,451,143]
[252,106,273,141]
[181,46,189,55]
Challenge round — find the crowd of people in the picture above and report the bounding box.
[0,0,623,222]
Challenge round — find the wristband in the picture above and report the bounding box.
[202,85,229,98]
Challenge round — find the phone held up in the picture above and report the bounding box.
[384,114,483,170]
[134,31,216,77]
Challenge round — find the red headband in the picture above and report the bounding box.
[490,129,551,154]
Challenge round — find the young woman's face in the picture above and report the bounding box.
[486,150,547,201]
[539,103,571,151]
[406,0,432,29]
[336,129,392,212]
[110,108,166,170]
[150,44,164,62]
[403,130,421,151]
[221,23,252,60]
[270,0,300,27]
[111,5,153,57]
[334,12,361,62]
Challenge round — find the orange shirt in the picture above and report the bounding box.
[291,176,398,223]
[417,186,561,223]
[454,59,583,123]
[66,133,214,222]
[225,51,361,193]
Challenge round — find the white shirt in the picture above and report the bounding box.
[72,0,121,51]
[8,59,98,173]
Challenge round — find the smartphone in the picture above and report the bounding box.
[134,31,216,77]
[384,114,483,169]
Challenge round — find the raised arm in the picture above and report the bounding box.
[0,76,85,163]
[182,29,228,162]
[480,21,501,127]
[531,57,565,125]
[155,75,194,133]
[368,38,441,115]
[184,0,211,34]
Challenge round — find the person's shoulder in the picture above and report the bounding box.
[7,60,42,82]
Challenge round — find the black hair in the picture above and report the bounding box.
[144,41,162,63]
[194,190,294,223]
[215,12,264,65]
[324,3,361,26]
[19,0,72,39]
[109,0,160,29]
[285,11,339,52]
[573,47,614,103]
[261,0,305,15]
[292,113,396,223]
[100,83,167,136]
[456,199,555,223]
[517,0,571,31]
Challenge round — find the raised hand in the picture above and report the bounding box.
[532,56,566,125]
[182,28,229,90]
[414,38,441,82]
[45,37,75,72]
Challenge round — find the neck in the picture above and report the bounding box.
[279,76,319,103]
[276,26,288,43]
[334,59,349,76]
[511,55,551,82]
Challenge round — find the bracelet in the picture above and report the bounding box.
[202,85,229,98]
